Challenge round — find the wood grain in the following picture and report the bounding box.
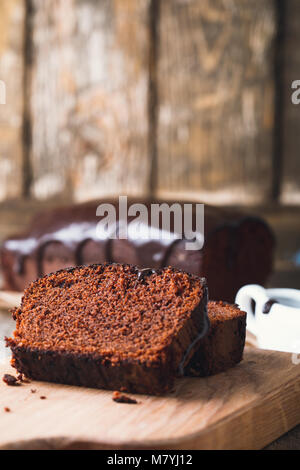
[27,0,150,202]
[0,0,298,207]
[0,291,22,310]
[0,0,25,202]
[280,0,300,204]
[156,0,276,204]
[0,289,258,351]
[0,347,300,449]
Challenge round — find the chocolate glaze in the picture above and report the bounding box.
[136,268,157,282]
[1,199,275,301]
[262,299,279,314]
[178,285,209,377]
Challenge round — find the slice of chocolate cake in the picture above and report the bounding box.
[185,301,246,377]
[6,264,208,395]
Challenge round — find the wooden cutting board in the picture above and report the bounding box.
[0,291,22,310]
[0,347,300,450]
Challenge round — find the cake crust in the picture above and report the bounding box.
[185,301,246,377]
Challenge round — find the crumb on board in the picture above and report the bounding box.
[4,407,11,413]
[40,396,47,400]
[30,389,36,394]
[2,374,20,386]
[17,373,30,383]
[112,391,138,404]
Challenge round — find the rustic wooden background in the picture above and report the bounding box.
[0,0,299,278]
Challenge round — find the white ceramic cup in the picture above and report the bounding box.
[235,285,300,353]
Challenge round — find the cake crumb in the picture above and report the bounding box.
[40,396,47,400]
[112,391,138,404]
[17,373,30,383]
[4,407,11,413]
[30,389,36,394]
[2,374,20,386]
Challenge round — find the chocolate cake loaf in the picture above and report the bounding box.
[185,301,246,377]
[1,199,274,302]
[6,263,209,395]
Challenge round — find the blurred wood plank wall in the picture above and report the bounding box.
[0,0,25,202]
[27,0,150,202]
[0,0,299,206]
[281,0,300,204]
[156,0,276,204]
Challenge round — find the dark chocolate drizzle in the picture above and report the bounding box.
[178,286,210,377]
[136,268,157,282]
[1,199,274,293]
[262,299,278,314]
